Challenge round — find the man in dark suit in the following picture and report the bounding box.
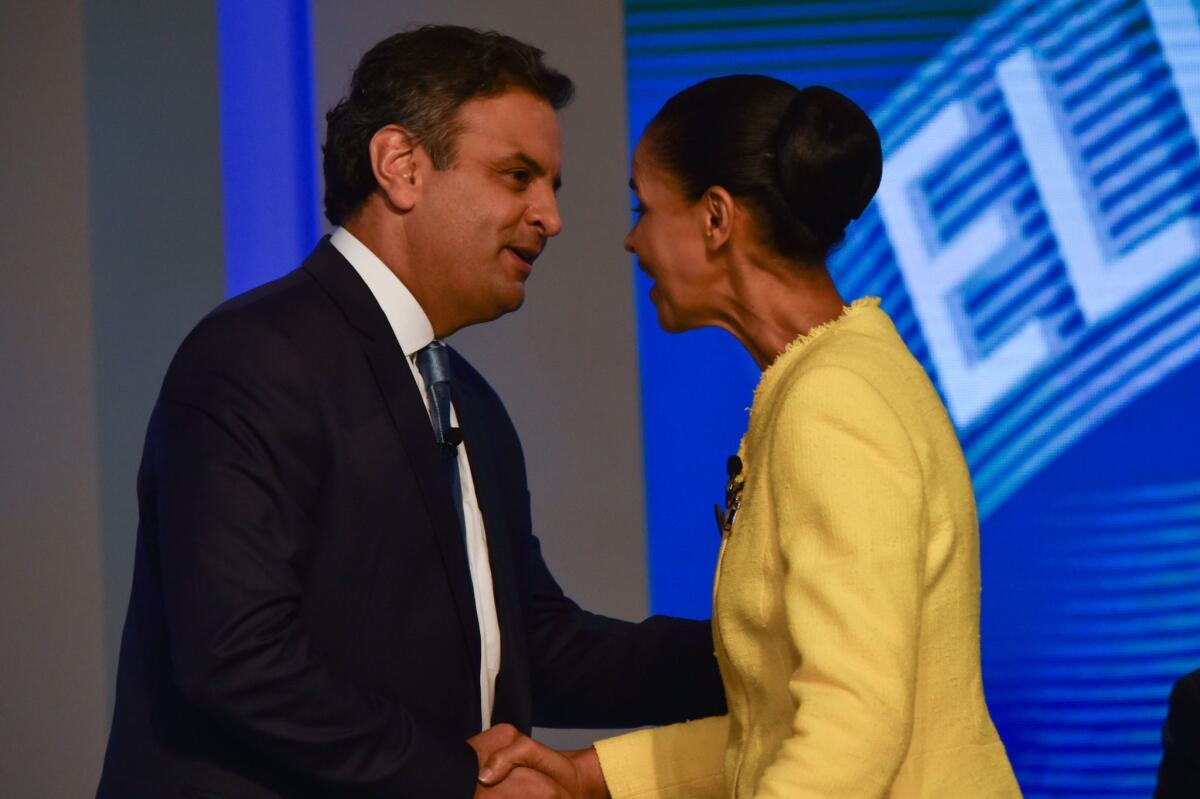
[1157,668,1200,797]
[96,25,722,799]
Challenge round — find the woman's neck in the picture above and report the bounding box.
[715,255,847,370]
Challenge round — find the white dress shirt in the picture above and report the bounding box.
[330,226,502,729]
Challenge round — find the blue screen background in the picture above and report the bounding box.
[625,0,1200,794]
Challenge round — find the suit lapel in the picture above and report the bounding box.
[304,240,482,675]
[451,368,531,730]
[364,342,482,670]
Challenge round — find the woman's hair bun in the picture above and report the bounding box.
[645,75,882,262]
[771,86,883,238]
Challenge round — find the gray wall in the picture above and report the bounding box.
[83,0,229,709]
[1,4,108,796]
[0,2,644,793]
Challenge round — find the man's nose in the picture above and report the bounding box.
[528,184,563,238]
[623,228,636,253]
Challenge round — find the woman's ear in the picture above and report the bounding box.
[368,125,424,212]
[702,186,735,251]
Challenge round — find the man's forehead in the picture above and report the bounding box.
[456,91,561,161]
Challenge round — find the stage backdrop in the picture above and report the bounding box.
[625,0,1200,796]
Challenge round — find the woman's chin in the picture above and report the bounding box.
[650,287,696,333]
[654,304,690,334]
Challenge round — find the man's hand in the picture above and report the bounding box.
[469,724,572,798]
[471,724,610,799]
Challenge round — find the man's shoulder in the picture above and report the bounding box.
[162,256,350,393]
[209,262,328,331]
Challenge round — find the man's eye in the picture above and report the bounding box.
[508,170,532,185]
[632,203,646,216]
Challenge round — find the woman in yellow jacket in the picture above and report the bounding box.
[481,76,1022,798]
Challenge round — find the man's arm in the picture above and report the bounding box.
[154,312,476,796]
[520,534,726,728]
[452,350,725,729]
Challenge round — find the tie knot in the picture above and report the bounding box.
[417,340,452,387]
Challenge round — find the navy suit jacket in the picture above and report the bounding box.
[96,238,724,798]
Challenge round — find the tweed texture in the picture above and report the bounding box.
[595,299,1021,798]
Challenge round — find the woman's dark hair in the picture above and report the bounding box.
[323,25,574,226]
[645,75,882,262]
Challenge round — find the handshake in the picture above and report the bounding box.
[468,724,611,799]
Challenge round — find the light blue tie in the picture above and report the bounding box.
[416,340,458,453]
[416,341,465,534]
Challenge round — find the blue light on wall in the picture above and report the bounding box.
[626,0,1200,795]
[216,0,320,297]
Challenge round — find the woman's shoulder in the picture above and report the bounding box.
[761,305,915,407]
[804,304,912,371]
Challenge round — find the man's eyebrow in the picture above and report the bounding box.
[628,177,639,192]
[510,152,562,191]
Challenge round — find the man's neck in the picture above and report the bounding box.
[342,214,453,337]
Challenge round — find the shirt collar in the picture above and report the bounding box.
[330,226,434,357]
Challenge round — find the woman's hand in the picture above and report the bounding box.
[474,726,610,799]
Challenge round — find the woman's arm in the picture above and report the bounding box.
[593,714,729,799]
[755,365,925,799]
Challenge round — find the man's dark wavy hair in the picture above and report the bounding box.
[322,25,574,226]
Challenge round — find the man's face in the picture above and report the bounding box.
[407,90,563,331]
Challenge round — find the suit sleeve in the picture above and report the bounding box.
[154,313,477,798]
[521,530,726,729]
[752,365,925,798]
[448,350,725,730]
[480,405,724,727]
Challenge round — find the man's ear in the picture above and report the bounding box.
[368,125,424,212]
[702,185,735,251]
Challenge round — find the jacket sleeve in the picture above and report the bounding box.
[154,313,477,798]
[592,714,728,799]
[753,365,925,798]
[521,530,726,728]
[453,351,727,730]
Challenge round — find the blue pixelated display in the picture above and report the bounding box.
[626,0,1200,794]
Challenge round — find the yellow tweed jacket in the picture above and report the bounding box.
[595,299,1021,798]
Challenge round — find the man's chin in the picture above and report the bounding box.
[467,287,526,327]
[503,292,526,315]
[500,282,526,314]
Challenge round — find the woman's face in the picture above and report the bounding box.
[625,139,720,332]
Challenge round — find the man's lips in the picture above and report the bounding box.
[506,244,542,266]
